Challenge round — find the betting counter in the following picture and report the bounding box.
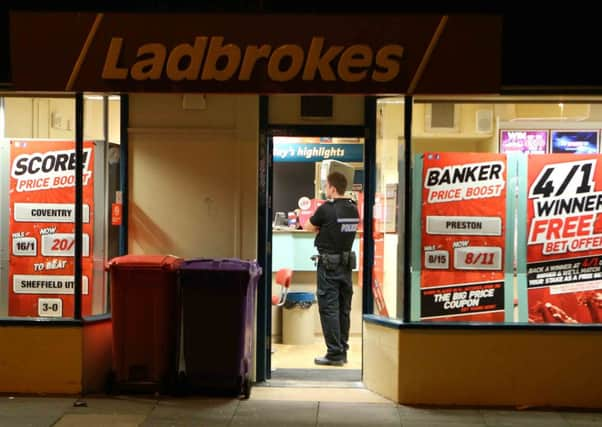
[272,228,360,271]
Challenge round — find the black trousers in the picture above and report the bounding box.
[316,261,353,359]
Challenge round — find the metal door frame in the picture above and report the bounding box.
[256,96,377,381]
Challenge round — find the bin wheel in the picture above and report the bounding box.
[242,377,251,400]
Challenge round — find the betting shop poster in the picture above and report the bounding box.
[9,140,95,317]
[527,154,602,323]
[421,152,506,321]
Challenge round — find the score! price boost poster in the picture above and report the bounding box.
[9,140,95,317]
[421,153,506,322]
[527,154,602,323]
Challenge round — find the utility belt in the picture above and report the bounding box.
[316,251,357,270]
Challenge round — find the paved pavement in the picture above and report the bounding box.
[0,391,601,426]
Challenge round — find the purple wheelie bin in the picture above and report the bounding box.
[177,258,261,399]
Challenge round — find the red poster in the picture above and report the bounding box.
[420,153,506,322]
[372,231,389,316]
[527,154,602,323]
[111,203,122,226]
[9,140,95,317]
[297,198,325,229]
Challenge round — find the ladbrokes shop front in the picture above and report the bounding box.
[1,12,601,408]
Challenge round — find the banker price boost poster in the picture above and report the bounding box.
[9,140,95,317]
[421,153,506,322]
[527,154,602,323]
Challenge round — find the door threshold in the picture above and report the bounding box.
[263,368,362,388]
[257,379,364,389]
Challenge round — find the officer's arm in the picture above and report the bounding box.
[303,219,319,232]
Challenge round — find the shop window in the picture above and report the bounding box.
[376,97,602,325]
[0,95,120,319]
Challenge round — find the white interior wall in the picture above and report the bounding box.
[108,99,120,144]
[4,98,35,138]
[47,99,75,139]
[411,103,496,154]
[83,97,121,143]
[84,99,103,140]
[378,100,405,317]
[4,97,82,140]
[128,94,258,260]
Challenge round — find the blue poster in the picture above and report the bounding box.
[273,143,364,162]
[550,130,599,154]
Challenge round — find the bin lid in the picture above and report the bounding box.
[286,292,315,303]
[108,254,182,270]
[180,258,261,275]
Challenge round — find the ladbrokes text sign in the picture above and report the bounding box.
[102,36,403,83]
[10,13,501,93]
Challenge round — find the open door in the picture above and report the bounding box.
[257,124,370,386]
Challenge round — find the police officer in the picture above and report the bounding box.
[303,171,360,366]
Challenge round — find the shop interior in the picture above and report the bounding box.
[270,136,365,384]
[377,97,602,325]
[0,95,121,318]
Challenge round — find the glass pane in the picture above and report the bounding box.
[2,97,77,318]
[107,95,121,264]
[108,96,121,145]
[374,97,404,318]
[410,98,602,325]
[84,95,121,316]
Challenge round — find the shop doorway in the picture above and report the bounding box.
[261,127,368,386]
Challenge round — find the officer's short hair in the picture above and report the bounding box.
[327,172,347,195]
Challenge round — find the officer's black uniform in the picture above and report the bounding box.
[309,198,360,362]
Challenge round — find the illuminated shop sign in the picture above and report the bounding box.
[10,13,501,93]
[273,143,363,162]
[102,36,403,84]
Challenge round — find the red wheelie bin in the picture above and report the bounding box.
[176,258,261,399]
[107,254,182,394]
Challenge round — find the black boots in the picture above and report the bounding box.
[313,354,347,366]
